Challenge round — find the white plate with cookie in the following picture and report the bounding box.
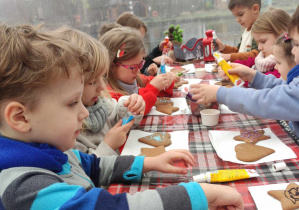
[121,130,189,156]
[208,128,297,164]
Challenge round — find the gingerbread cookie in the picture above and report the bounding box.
[233,129,271,144]
[235,143,275,162]
[173,80,189,89]
[155,103,179,115]
[170,67,186,74]
[138,132,172,147]
[155,97,173,106]
[139,145,166,157]
[212,64,219,73]
[215,80,234,88]
[180,79,189,84]
[174,82,182,89]
[268,183,299,210]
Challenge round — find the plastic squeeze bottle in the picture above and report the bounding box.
[212,31,218,51]
[213,53,245,86]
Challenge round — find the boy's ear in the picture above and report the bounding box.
[252,4,260,13]
[5,102,31,133]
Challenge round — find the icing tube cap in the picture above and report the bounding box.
[272,162,287,172]
[193,174,207,182]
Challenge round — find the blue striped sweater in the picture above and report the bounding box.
[0,136,207,210]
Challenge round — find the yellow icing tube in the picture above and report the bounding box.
[213,53,245,87]
[193,169,259,183]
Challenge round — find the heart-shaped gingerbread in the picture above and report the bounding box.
[235,143,275,162]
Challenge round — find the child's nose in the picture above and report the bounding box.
[79,103,89,120]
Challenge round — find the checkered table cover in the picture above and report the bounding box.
[108,63,299,210]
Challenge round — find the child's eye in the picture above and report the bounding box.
[68,101,79,107]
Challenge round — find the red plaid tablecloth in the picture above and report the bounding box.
[108,65,299,210]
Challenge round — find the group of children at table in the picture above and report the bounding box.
[0,0,299,209]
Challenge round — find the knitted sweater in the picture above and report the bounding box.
[107,74,174,115]
[0,136,208,210]
[234,53,280,79]
[217,65,299,137]
[221,28,259,62]
[74,96,143,157]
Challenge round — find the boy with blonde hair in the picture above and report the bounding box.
[0,24,244,210]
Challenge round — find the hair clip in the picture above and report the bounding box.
[283,33,291,42]
[117,43,125,58]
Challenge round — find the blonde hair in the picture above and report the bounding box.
[0,24,90,111]
[116,12,147,33]
[288,5,299,35]
[251,8,291,36]
[54,27,110,83]
[99,27,146,96]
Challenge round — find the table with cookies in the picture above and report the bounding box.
[108,61,299,210]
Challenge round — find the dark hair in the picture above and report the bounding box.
[288,5,299,35]
[98,23,122,38]
[228,0,261,11]
[116,12,147,33]
[275,34,295,64]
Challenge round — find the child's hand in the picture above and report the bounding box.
[189,84,220,104]
[153,55,173,65]
[220,53,231,61]
[229,63,257,83]
[123,94,145,115]
[165,72,175,88]
[147,63,158,76]
[200,183,244,210]
[150,74,170,91]
[172,74,180,83]
[143,149,196,174]
[103,119,134,150]
[159,40,173,51]
[218,66,229,80]
[211,38,225,52]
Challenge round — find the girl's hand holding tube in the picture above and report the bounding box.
[153,55,173,65]
[189,84,220,104]
[228,63,257,83]
[123,94,145,115]
[104,119,135,150]
[150,74,170,91]
[147,63,158,76]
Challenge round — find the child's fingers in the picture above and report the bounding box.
[166,165,188,174]
[123,99,130,107]
[172,149,196,164]
[170,152,196,167]
[129,97,145,114]
[127,94,138,110]
[112,119,123,129]
[132,102,145,115]
[120,119,135,132]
